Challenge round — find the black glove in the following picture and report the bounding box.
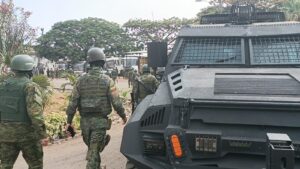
[67,125,76,137]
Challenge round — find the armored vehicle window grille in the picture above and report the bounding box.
[174,38,243,64]
[251,36,300,65]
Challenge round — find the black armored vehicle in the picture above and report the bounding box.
[121,4,300,169]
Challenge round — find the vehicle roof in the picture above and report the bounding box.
[179,21,300,37]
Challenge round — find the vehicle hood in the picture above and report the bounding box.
[167,68,300,103]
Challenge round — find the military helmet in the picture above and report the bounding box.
[10,55,34,71]
[87,47,106,63]
[142,64,150,73]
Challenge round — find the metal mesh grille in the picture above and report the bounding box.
[175,38,243,64]
[252,36,300,64]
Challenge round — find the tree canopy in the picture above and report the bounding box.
[0,0,36,67]
[205,0,285,10]
[197,0,300,21]
[282,0,300,21]
[123,17,196,49]
[35,18,135,62]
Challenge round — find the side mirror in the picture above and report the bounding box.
[147,42,168,68]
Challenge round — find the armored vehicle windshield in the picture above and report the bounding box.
[172,23,300,66]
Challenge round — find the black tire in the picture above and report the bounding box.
[126,161,139,169]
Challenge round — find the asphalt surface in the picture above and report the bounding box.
[14,77,131,169]
[14,124,127,169]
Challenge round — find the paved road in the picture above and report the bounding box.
[14,77,131,169]
[14,124,127,169]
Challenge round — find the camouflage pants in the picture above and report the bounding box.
[128,79,131,87]
[81,116,107,169]
[0,141,43,169]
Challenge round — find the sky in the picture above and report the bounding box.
[14,0,208,34]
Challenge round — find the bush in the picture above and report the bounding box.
[73,114,81,130]
[61,73,77,92]
[32,75,53,108]
[119,90,130,103]
[45,112,67,141]
[32,75,50,89]
[58,70,75,78]
[45,112,81,141]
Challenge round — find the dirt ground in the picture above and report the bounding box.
[14,77,132,169]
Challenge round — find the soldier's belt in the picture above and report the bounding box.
[80,112,108,118]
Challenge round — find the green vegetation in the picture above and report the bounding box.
[0,0,36,70]
[61,73,77,92]
[35,18,135,63]
[32,75,53,108]
[283,0,300,21]
[123,17,196,49]
[44,112,67,140]
[44,112,81,141]
[197,0,300,21]
[57,70,75,78]
[119,90,130,103]
[32,75,50,89]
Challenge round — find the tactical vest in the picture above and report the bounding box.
[138,74,155,100]
[79,74,112,115]
[0,77,31,123]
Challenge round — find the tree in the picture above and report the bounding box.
[196,0,297,22]
[199,0,285,10]
[197,0,300,22]
[282,0,300,21]
[0,0,36,72]
[197,6,231,20]
[123,17,196,49]
[35,18,135,63]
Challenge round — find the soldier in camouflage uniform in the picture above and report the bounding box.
[111,68,118,83]
[133,64,159,105]
[66,47,127,169]
[132,69,139,81]
[127,67,134,88]
[0,55,47,169]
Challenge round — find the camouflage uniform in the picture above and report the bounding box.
[66,67,126,169]
[0,73,46,169]
[127,69,134,88]
[131,71,139,91]
[111,69,118,82]
[133,73,159,104]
